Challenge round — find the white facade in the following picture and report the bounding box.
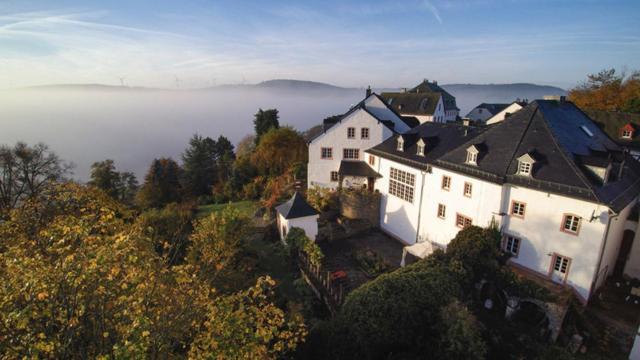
[277,213,319,242]
[466,107,494,123]
[308,94,410,189]
[369,152,638,302]
[486,102,525,125]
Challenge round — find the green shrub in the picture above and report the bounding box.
[285,227,324,267]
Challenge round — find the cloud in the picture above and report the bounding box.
[422,0,443,24]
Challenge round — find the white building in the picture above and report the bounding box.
[275,192,320,242]
[485,101,528,125]
[365,99,640,303]
[307,90,418,190]
[466,103,511,123]
[381,80,459,123]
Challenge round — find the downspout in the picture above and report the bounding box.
[415,168,429,243]
[592,209,619,295]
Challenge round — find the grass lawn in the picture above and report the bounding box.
[196,200,258,219]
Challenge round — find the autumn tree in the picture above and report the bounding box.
[0,142,72,214]
[187,206,250,283]
[254,108,280,143]
[235,134,256,158]
[88,159,138,204]
[136,158,182,209]
[0,183,305,358]
[189,276,306,359]
[136,202,195,265]
[251,127,307,176]
[569,68,640,113]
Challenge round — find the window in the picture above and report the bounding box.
[343,148,359,160]
[504,236,520,257]
[321,147,332,159]
[397,137,404,151]
[463,182,472,197]
[347,127,355,139]
[562,214,581,235]
[517,153,536,176]
[368,155,375,166]
[553,255,570,279]
[456,214,472,228]
[441,175,451,191]
[622,129,633,139]
[330,171,339,182]
[511,201,526,218]
[417,144,425,156]
[466,151,477,165]
[389,167,415,203]
[361,128,370,139]
[437,204,446,219]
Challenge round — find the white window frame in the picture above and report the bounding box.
[321,147,332,159]
[330,171,339,182]
[389,167,415,203]
[622,129,633,139]
[361,127,370,139]
[562,214,581,235]
[518,161,531,176]
[437,203,446,219]
[343,148,359,160]
[466,151,477,165]
[463,182,472,197]
[347,127,355,139]
[417,144,425,156]
[504,235,520,257]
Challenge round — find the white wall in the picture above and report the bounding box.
[444,109,458,122]
[486,103,524,125]
[502,185,613,302]
[374,157,425,244]
[277,213,319,242]
[594,200,635,288]
[466,107,493,122]
[369,153,629,301]
[308,109,393,189]
[364,96,410,133]
[419,167,503,247]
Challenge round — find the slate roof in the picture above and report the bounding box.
[338,160,382,178]
[367,122,487,171]
[380,80,460,116]
[275,192,319,219]
[585,109,640,150]
[368,100,640,212]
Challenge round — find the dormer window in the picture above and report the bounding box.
[397,136,404,152]
[621,124,635,139]
[516,153,536,176]
[416,139,425,156]
[466,145,479,165]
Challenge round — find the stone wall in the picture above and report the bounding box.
[339,190,381,226]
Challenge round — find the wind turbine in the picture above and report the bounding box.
[174,75,182,89]
[118,77,126,87]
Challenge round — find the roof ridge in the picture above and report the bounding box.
[534,103,600,199]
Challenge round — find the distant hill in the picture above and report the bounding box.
[20,80,567,114]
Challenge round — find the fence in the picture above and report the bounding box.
[298,251,345,314]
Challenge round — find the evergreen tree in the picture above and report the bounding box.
[89,160,138,204]
[181,134,217,198]
[136,158,182,209]
[253,109,279,143]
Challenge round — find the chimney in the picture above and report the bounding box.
[365,85,372,97]
[543,95,566,102]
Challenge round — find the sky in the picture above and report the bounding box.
[1,0,639,90]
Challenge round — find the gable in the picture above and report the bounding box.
[309,108,388,144]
